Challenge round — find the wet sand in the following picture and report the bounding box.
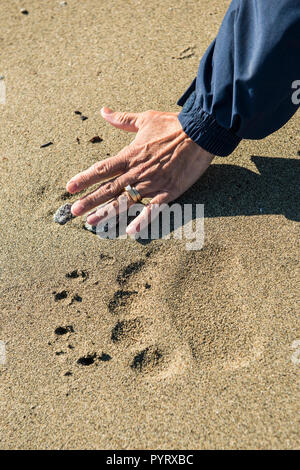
[0,0,299,449]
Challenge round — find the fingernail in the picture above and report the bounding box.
[71,202,84,216]
[86,214,100,225]
[101,107,113,116]
[67,181,78,192]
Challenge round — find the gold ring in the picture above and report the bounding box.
[124,184,142,203]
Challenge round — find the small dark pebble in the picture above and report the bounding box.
[72,294,82,303]
[74,110,82,115]
[89,136,103,143]
[54,325,74,335]
[145,283,151,289]
[55,351,65,356]
[80,115,88,121]
[53,290,68,301]
[77,354,96,366]
[68,344,74,349]
[66,270,79,278]
[66,269,87,279]
[21,9,29,15]
[54,326,68,335]
[53,203,75,225]
[40,142,53,148]
[76,137,80,144]
[64,371,72,376]
[99,353,112,362]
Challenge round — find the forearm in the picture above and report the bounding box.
[178,0,300,156]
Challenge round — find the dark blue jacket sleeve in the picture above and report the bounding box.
[177,0,300,156]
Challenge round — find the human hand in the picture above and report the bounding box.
[66,108,214,235]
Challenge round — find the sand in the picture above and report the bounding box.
[0,0,299,450]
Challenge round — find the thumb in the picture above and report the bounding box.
[101,107,140,132]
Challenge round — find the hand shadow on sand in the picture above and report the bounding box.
[179,155,300,220]
[131,156,300,244]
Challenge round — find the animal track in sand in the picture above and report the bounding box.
[116,260,145,286]
[105,250,193,379]
[108,243,266,376]
[130,346,164,373]
[108,289,138,314]
[52,289,83,305]
[160,245,266,371]
[107,257,152,314]
[111,317,149,344]
[48,325,75,360]
[51,270,88,307]
[50,328,113,369]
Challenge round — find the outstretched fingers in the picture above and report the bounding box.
[71,172,137,216]
[66,148,131,194]
[126,192,170,236]
[86,192,134,226]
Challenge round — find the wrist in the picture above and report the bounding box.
[177,91,241,157]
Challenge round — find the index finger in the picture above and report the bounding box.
[66,148,130,194]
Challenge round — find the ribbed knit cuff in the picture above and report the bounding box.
[177,87,242,157]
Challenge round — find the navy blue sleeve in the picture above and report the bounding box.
[177,0,300,156]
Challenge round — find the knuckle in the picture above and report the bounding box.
[118,112,128,124]
[143,142,151,153]
[136,142,150,158]
[92,161,105,176]
[103,181,116,197]
[88,191,101,205]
